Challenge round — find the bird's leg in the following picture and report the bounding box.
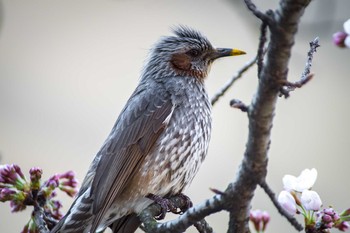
[146,193,177,220]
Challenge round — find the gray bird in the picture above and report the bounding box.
[51,26,245,233]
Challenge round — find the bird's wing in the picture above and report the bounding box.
[90,86,174,232]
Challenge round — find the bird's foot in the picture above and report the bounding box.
[176,193,193,214]
[146,193,177,220]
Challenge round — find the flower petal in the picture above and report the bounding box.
[283,174,297,191]
[343,19,350,35]
[295,168,317,192]
[344,36,350,48]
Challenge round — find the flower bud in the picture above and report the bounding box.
[324,207,335,216]
[250,209,263,232]
[337,221,350,232]
[59,171,75,179]
[59,186,77,197]
[13,164,25,180]
[333,32,347,48]
[261,211,270,231]
[29,167,42,190]
[0,188,16,201]
[0,164,19,184]
[322,214,333,223]
[45,175,59,189]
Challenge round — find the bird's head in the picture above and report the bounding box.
[147,26,246,81]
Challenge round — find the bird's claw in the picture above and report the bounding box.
[146,193,177,220]
[146,193,193,219]
[176,193,193,214]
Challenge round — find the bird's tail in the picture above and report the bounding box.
[108,214,141,233]
[50,191,94,233]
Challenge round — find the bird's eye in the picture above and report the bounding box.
[186,49,200,57]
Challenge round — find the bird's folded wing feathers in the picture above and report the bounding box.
[90,88,174,232]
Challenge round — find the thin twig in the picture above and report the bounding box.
[280,37,320,98]
[211,56,257,106]
[259,180,303,231]
[302,37,320,79]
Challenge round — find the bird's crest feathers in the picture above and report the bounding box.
[172,25,206,41]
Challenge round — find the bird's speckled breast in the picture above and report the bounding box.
[138,77,211,197]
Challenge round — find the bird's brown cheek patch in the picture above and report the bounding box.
[170,53,192,72]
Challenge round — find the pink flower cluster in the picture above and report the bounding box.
[250,209,270,233]
[317,208,350,231]
[333,19,350,48]
[0,164,78,233]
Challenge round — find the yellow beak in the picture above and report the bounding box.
[212,48,246,60]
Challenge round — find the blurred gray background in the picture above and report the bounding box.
[1,0,350,232]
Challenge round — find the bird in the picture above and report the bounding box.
[51,26,245,233]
